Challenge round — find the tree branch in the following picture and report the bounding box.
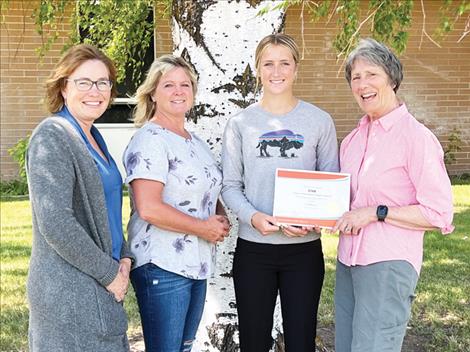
[335,2,385,77]
[457,14,470,43]
[327,0,339,25]
[419,0,442,49]
[338,1,384,58]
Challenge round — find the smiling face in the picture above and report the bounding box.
[350,58,399,120]
[61,59,111,124]
[152,67,194,119]
[258,44,297,98]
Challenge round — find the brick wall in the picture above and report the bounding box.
[1,1,469,180]
[155,4,173,56]
[285,3,470,175]
[141,2,470,176]
[1,0,73,180]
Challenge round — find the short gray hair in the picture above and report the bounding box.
[345,38,403,93]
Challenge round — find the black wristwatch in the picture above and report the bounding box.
[376,205,388,222]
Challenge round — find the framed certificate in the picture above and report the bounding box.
[273,168,350,228]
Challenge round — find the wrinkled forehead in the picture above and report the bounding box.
[351,57,387,74]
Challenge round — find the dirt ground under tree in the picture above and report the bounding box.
[129,322,429,352]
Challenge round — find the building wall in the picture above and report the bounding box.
[1,0,469,180]
[1,0,73,180]
[283,3,470,175]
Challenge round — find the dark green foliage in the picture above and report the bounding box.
[435,0,470,39]
[2,137,30,196]
[451,173,470,185]
[259,0,469,57]
[32,0,163,84]
[369,0,413,54]
[333,0,360,56]
[76,0,155,84]
[0,179,29,197]
[32,0,69,57]
[3,0,467,83]
[7,136,28,182]
[444,128,463,166]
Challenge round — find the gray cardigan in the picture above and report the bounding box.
[26,117,133,351]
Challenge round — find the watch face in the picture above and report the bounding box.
[377,205,388,221]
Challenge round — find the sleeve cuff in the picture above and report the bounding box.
[239,207,258,229]
[440,224,455,235]
[97,259,120,287]
[418,206,454,235]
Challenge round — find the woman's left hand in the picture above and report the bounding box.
[281,225,321,238]
[119,258,132,278]
[119,258,132,295]
[332,207,376,235]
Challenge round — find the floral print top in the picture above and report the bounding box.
[123,122,222,280]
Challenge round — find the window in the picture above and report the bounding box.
[80,8,155,124]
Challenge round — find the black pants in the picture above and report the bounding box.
[233,238,325,352]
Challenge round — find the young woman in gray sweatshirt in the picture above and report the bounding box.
[222,33,339,352]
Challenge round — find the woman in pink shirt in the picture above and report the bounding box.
[332,38,454,352]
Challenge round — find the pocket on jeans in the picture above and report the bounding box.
[95,286,128,336]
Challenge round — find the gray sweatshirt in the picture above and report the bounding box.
[221,100,339,244]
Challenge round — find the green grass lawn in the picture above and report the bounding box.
[1,185,469,351]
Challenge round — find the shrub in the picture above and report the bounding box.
[8,137,29,183]
[2,137,30,196]
[444,128,462,166]
[0,179,29,196]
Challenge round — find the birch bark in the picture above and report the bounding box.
[171,1,286,350]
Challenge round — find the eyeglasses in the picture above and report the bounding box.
[66,78,113,92]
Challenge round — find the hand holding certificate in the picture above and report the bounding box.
[273,168,350,228]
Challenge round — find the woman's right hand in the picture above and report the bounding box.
[200,215,230,243]
[251,212,280,236]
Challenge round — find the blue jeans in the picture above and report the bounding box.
[130,263,207,352]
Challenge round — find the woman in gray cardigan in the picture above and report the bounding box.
[26,44,133,351]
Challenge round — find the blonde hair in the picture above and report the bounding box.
[254,33,300,90]
[45,44,117,113]
[132,55,198,127]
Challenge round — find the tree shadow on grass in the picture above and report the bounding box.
[1,225,32,231]
[407,207,470,351]
[0,244,31,259]
[2,267,28,278]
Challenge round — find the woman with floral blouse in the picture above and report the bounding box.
[123,55,230,352]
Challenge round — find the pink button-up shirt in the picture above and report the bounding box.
[337,104,454,274]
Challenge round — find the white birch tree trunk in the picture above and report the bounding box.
[171,1,286,351]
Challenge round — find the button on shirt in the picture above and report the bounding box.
[337,104,454,274]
